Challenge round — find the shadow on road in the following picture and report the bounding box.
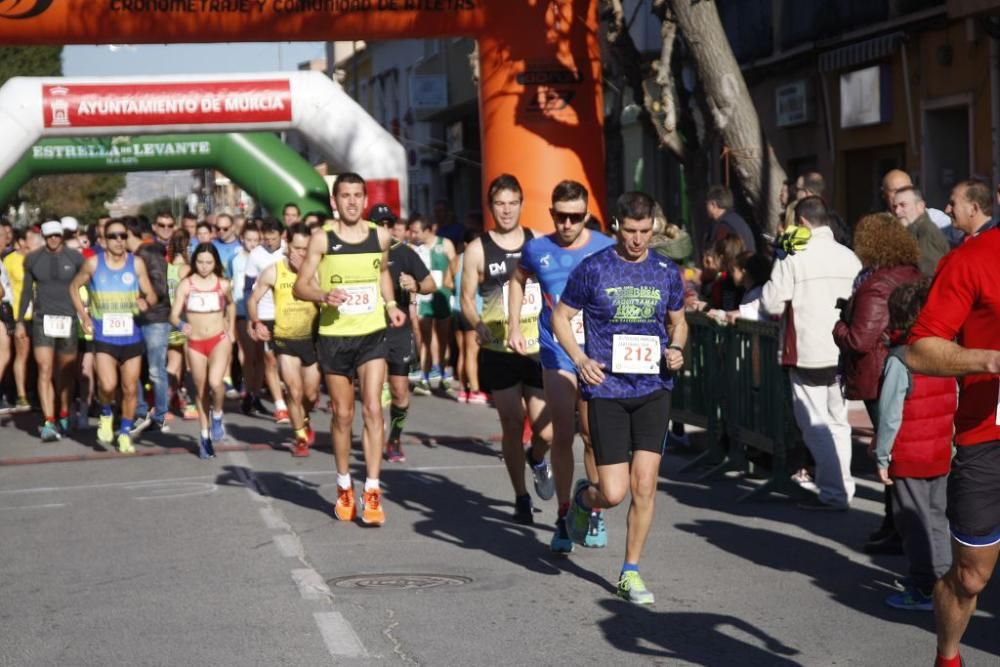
[675,519,998,658]
[404,432,500,459]
[597,598,801,665]
[380,468,612,591]
[214,465,332,518]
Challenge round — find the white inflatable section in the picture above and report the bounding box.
[0,70,407,215]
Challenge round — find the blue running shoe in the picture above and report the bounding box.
[198,435,216,460]
[567,479,592,544]
[550,517,574,554]
[583,510,608,548]
[210,412,225,444]
[885,586,933,612]
[39,422,61,443]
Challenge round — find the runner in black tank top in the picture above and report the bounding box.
[459,174,554,526]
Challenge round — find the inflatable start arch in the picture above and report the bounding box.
[0,0,605,229]
[0,133,332,216]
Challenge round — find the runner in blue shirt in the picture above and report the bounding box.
[552,191,687,605]
[508,180,614,554]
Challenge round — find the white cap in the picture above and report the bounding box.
[60,216,79,232]
[927,208,951,230]
[40,220,63,237]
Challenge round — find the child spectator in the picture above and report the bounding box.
[720,251,771,323]
[875,278,957,611]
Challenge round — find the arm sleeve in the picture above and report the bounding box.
[18,255,34,321]
[404,247,431,282]
[875,356,910,468]
[759,257,793,316]
[909,251,975,343]
[559,260,591,310]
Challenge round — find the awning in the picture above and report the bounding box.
[818,32,906,73]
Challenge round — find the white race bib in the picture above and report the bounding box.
[187,291,222,313]
[571,312,586,345]
[611,334,661,374]
[502,280,542,318]
[339,283,377,315]
[43,314,73,339]
[103,313,134,337]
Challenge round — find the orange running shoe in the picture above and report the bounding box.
[305,426,315,446]
[274,409,291,425]
[334,485,356,521]
[361,488,385,526]
[291,435,310,458]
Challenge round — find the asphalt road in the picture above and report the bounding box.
[0,393,996,666]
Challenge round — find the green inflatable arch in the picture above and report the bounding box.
[0,132,331,218]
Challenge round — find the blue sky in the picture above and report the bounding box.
[63,43,328,77]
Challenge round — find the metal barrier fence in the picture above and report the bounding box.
[673,312,804,502]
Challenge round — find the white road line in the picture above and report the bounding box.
[274,533,304,559]
[0,475,215,495]
[291,568,332,601]
[259,505,290,531]
[0,503,66,511]
[314,611,367,658]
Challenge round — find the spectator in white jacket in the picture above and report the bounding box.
[761,196,862,510]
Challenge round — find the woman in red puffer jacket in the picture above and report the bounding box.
[833,213,922,414]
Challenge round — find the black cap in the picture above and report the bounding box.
[369,203,397,225]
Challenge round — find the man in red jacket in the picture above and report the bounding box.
[906,180,1000,667]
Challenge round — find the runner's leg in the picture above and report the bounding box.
[278,353,305,430]
[358,358,387,481]
[326,373,356,476]
[33,345,56,423]
[492,385,529,496]
[625,450,662,565]
[186,346,210,433]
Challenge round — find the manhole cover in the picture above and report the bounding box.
[328,573,472,591]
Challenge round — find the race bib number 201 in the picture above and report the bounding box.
[611,334,661,374]
[103,313,134,337]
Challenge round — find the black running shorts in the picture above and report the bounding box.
[273,337,318,367]
[948,440,1000,545]
[587,390,672,466]
[317,331,386,377]
[478,347,543,392]
[385,327,415,378]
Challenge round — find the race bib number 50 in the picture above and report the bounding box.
[502,280,542,318]
[612,334,661,374]
[339,283,377,315]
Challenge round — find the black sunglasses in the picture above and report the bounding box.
[105,232,128,241]
[550,209,587,224]
[44,233,62,239]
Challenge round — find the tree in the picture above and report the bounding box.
[20,173,127,223]
[602,0,787,240]
[0,46,62,87]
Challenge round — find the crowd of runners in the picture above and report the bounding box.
[0,173,685,605]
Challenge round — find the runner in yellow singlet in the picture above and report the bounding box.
[294,172,405,527]
[248,224,320,458]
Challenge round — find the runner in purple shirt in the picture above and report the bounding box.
[552,190,687,605]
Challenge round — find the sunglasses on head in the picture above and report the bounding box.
[105,232,128,241]
[550,209,587,224]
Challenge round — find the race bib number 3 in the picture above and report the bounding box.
[612,334,661,374]
[43,314,73,339]
[571,312,586,345]
[187,291,222,313]
[339,284,377,315]
[103,313,134,337]
[502,281,542,318]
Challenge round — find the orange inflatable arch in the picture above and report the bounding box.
[0,0,605,231]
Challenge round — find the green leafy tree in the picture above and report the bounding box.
[21,173,127,224]
[0,46,62,87]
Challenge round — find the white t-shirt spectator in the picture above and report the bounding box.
[245,243,285,321]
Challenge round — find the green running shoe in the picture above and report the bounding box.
[97,415,114,445]
[567,479,592,545]
[617,570,655,605]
